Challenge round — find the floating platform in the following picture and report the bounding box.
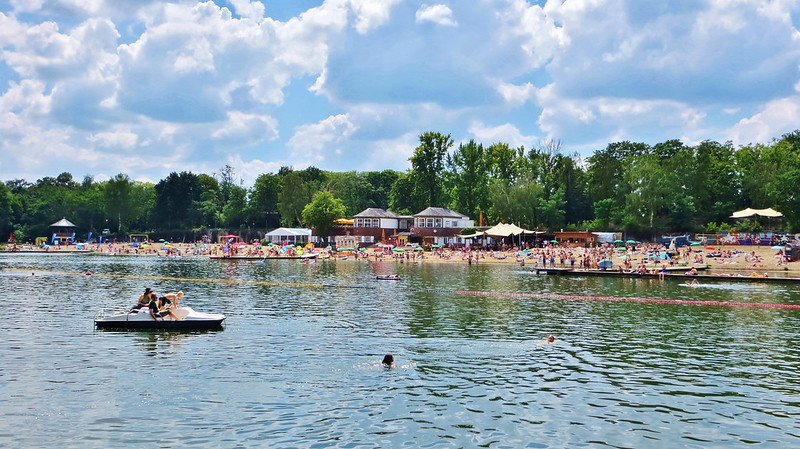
[533,266,800,283]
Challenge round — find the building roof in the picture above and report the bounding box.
[264,227,312,237]
[50,218,77,227]
[413,207,468,219]
[353,208,400,218]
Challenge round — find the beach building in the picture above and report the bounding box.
[348,207,475,247]
[410,207,475,246]
[351,208,412,245]
[49,218,77,244]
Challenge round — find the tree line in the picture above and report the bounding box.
[2,129,799,243]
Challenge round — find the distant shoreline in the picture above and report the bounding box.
[3,243,798,276]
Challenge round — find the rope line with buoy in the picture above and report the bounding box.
[6,268,800,309]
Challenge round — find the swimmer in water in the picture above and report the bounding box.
[546,335,555,344]
[382,354,396,368]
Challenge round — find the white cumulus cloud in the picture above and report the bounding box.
[415,4,457,26]
[288,114,358,158]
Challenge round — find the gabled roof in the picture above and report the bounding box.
[414,207,467,219]
[50,218,77,227]
[353,208,400,218]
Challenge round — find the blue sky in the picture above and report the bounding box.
[1,0,799,187]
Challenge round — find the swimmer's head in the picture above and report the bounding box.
[382,354,394,366]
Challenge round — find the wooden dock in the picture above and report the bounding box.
[533,266,800,283]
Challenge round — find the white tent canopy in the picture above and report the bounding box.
[730,207,783,218]
[264,227,312,244]
[461,222,542,240]
[484,222,535,237]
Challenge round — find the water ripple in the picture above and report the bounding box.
[2,255,800,447]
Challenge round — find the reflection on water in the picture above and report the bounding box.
[1,254,800,447]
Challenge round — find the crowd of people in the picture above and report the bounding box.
[23,237,796,275]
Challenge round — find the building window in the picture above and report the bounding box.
[435,218,442,228]
[356,218,364,227]
[426,218,434,228]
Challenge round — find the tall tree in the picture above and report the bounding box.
[409,131,453,207]
[446,140,489,219]
[363,170,400,210]
[154,172,205,229]
[388,173,421,215]
[761,130,800,230]
[586,142,649,203]
[277,170,311,226]
[104,174,133,232]
[0,182,20,239]
[247,173,282,228]
[687,140,739,227]
[328,171,376,216]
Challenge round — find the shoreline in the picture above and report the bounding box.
[4,242,798,276]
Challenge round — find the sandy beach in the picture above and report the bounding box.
[5,241,798,276]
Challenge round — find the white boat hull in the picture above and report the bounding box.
[94,306,225,330]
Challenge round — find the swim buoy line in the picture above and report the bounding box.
[6,268,800,309]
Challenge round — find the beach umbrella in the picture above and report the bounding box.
[626,240,636,244]
[613,239,624,244]
[158,238,166,242]
[690,242,701,246]
[414,247,424,251]
[550,239,558,243]
[771,245,783,250]
[392,248,405,252]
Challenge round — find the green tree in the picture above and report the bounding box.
[0,182,20,239]
[277,170,311,226]
[327,171,375,216]
[154,172,205,229]
[127,181,156,231]
[623,153,678,230]
[246,173,282,228]
[302,191,346,244]
[488,174,544,228]
[103,174,133,232]
[363,170,400,209]
[761,130,800,230]
[586,141,648,205]
[409,131,453,207]
[388,173,421,215]
[688,140,739,227]
[486,142,524,186]
[446,139,489,219]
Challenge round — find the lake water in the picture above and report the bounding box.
[2,253,800,448]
